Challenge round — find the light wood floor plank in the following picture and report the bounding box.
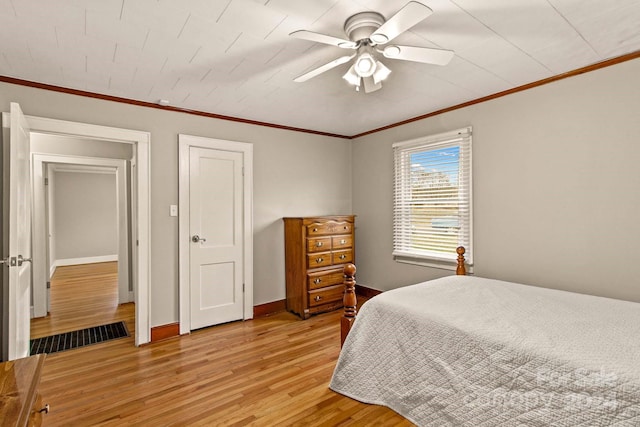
[32,263,411,425]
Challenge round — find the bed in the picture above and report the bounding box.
[330,248,640,426]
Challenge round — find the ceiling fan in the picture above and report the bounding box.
[290,1,454,93]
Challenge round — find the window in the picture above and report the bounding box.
[393,127,472,266]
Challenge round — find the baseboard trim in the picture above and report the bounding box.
[150,322,180,342]
[150,295,367,341]
[152,301,287,341]
[356,284,383,299]
[55,255,118,267]
[253,299,286,318]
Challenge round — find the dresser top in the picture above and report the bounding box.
[283,215,355,221]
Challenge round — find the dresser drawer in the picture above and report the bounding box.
[308,284,344,307]
[332,249,353,264]
[307,269,344,290]
[307,252,332,269]
[307,221,352,237]
[307,237,331,253]
[332,235,352,249]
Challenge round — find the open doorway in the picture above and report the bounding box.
[31,156,134,341]
[2,105,150,359]
[24,112,151,348]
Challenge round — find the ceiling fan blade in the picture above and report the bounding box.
[363,76,382,93]
[382,45,454,66]
[370,1,433,45]
[289,30,357,49]
[293,54,356,83]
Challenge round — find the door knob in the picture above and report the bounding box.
[192,235,207,243]
[17,255,32,266]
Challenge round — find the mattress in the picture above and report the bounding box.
[330,275,640,426]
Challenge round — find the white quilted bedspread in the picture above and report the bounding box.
[330,276,640,426]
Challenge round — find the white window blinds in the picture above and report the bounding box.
[393,127,472,264]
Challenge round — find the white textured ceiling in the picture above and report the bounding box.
[1,0,639,136]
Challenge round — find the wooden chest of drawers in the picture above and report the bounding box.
[283,216,355,319]
[0,354,48,427]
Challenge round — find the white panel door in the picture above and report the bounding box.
[3,102,32,360]
[189,147,244,329]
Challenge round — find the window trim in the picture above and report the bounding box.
[392,127,473,266]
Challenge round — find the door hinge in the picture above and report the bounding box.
[44,177,49,185]
[242,166,244,176]
[47,281,51,289]
[136,239,139,246]
[243,283,245,292]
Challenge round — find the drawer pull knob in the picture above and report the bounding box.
[340,254,347,260]
[314,295,322,302]
[344,226,348,230]
[316,242,323,247]
[313,278,321,284]
[313,228,318,232]
[340,239,346,244]
[39,404,50,414]
[316,258,323,263]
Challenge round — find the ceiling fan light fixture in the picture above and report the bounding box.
[354,53,376,77]
[372,61,392,84]
[342,65,361,86]
[289,3,454,92]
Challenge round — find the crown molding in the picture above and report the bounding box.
[0,75,350,139]
[351,50,640,139]
[2,50,638,140]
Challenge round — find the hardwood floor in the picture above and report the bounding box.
[33,263,412,426]
[31,262,134,339]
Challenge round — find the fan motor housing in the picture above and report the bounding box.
[344,12,385,42]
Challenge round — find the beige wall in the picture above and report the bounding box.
[31,133,133,159]
[352,57,640,303]
[53,171,118,261]
[0,82,352,327]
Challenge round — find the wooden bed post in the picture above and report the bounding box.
[456,246,466,275]
[341,263,357,347]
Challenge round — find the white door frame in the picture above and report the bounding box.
[178,134,253,335]
[32,154,130,318]
[3,113,151,346]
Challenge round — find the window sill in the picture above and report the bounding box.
[394,255,474,274]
